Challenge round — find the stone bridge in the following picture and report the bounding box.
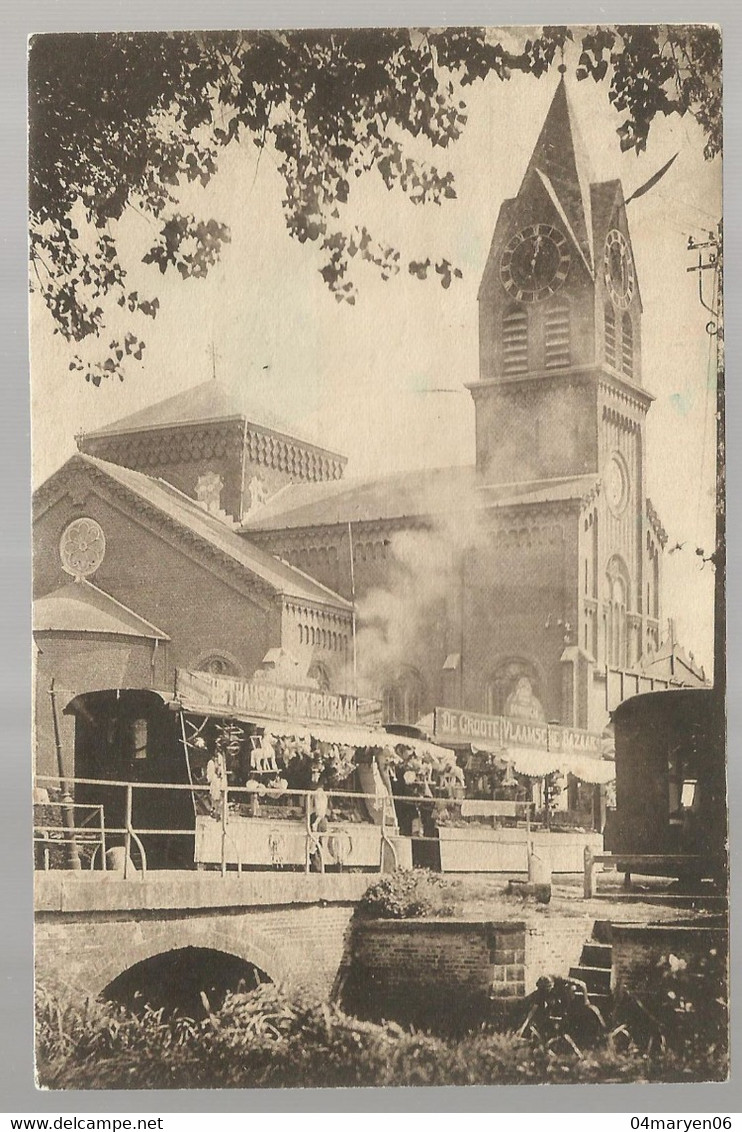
[35,872,373,1004]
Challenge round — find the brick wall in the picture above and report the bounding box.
[525,917,592,994]
[344,919,526,1030]
[33,487,283,773]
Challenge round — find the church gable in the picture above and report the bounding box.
[478,170,597,385]
[33,455,353,615]
[593,190,643,385]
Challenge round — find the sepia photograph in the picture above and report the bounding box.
[28,24,726,1089]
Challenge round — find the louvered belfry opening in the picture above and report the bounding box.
[544,299,571,369]
[604,303,617,368]
[502,305,528,374]
[621,311,634,379]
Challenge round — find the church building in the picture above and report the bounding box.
[242,79,696,733]
[33,79,705,774]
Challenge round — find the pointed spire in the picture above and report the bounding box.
[522,77,594,271]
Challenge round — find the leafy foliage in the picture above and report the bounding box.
[36,980,727,1089]
[29,26,721,383]
[357,868,459,918]
[612,945,728,1063]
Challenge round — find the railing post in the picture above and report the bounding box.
[584,844,595,899]
[124,785,133,880]
[49,681,81,871]
[100,806,107,871]
[304,794,311,874]
[220,781,228,878]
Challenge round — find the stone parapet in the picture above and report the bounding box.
[35,870,373,915]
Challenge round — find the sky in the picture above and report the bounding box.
[30,36,722,673]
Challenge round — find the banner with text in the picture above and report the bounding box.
[176,669,358,725]
[433,706,603,755]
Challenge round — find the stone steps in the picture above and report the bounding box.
[569,922,614,1013]
[581,941,613,967]
[569,964,611,994]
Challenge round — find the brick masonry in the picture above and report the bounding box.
[343,919,528,1029]
[36,873,600,1028]
[34,872,371,1001]
[343,914,597,1028]
[525,916,593,994]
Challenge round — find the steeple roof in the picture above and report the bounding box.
[522,77,595,272]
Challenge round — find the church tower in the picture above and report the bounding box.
[472,77,650,490]
[471,78,666,726]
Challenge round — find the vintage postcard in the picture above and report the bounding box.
[29,25,726,1088]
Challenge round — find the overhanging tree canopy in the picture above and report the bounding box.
[28,25,721,384]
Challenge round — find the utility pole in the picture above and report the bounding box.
[686,225,724,698]
[687,226,725,883]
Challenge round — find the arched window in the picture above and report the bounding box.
[621,312,634,378]
[647,543,660,620]
[502,305,528,375]
[308,661,331,692]
[382,668,425,725]
[604,304,617,368]
[544,298,571,369]
[483,658,544,720]
[606,556,631,668]
[195,653,241,678]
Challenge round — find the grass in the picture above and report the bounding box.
[35,983,728,1090]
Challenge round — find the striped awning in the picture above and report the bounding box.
[507,748,564,778]
[182,707,391,750]
[505,748,615,784]
[388,735,457,764]
[565,755,616,784]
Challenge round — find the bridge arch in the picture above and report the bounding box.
[89,918,294,1002]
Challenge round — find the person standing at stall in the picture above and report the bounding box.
[206,750,226,820]
[308,771,330,871]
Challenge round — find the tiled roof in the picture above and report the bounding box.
[241,465,599,533]
[80,380,344,459]
[477,474,599,508]
[590,179,621,250]
[37,454,352,611]
[241,465,477,531]
[33,579,169,639]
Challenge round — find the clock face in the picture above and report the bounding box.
[604,229,635,309]
[605,454,629,516]
[60,517,106,578]
[500,223,570,303]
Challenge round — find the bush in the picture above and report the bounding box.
[357,869,459,919]
[35,983,728,1090]
[612,944,728,1068]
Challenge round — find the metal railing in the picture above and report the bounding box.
[34,775,406,878]
[33,799,107,872]
[34,774,542,879]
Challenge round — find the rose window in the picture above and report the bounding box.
[59,517,106,578]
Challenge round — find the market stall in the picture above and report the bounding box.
[421,707,614,872]
[175,670,465,871]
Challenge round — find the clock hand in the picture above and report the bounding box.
[530,235,543,272]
